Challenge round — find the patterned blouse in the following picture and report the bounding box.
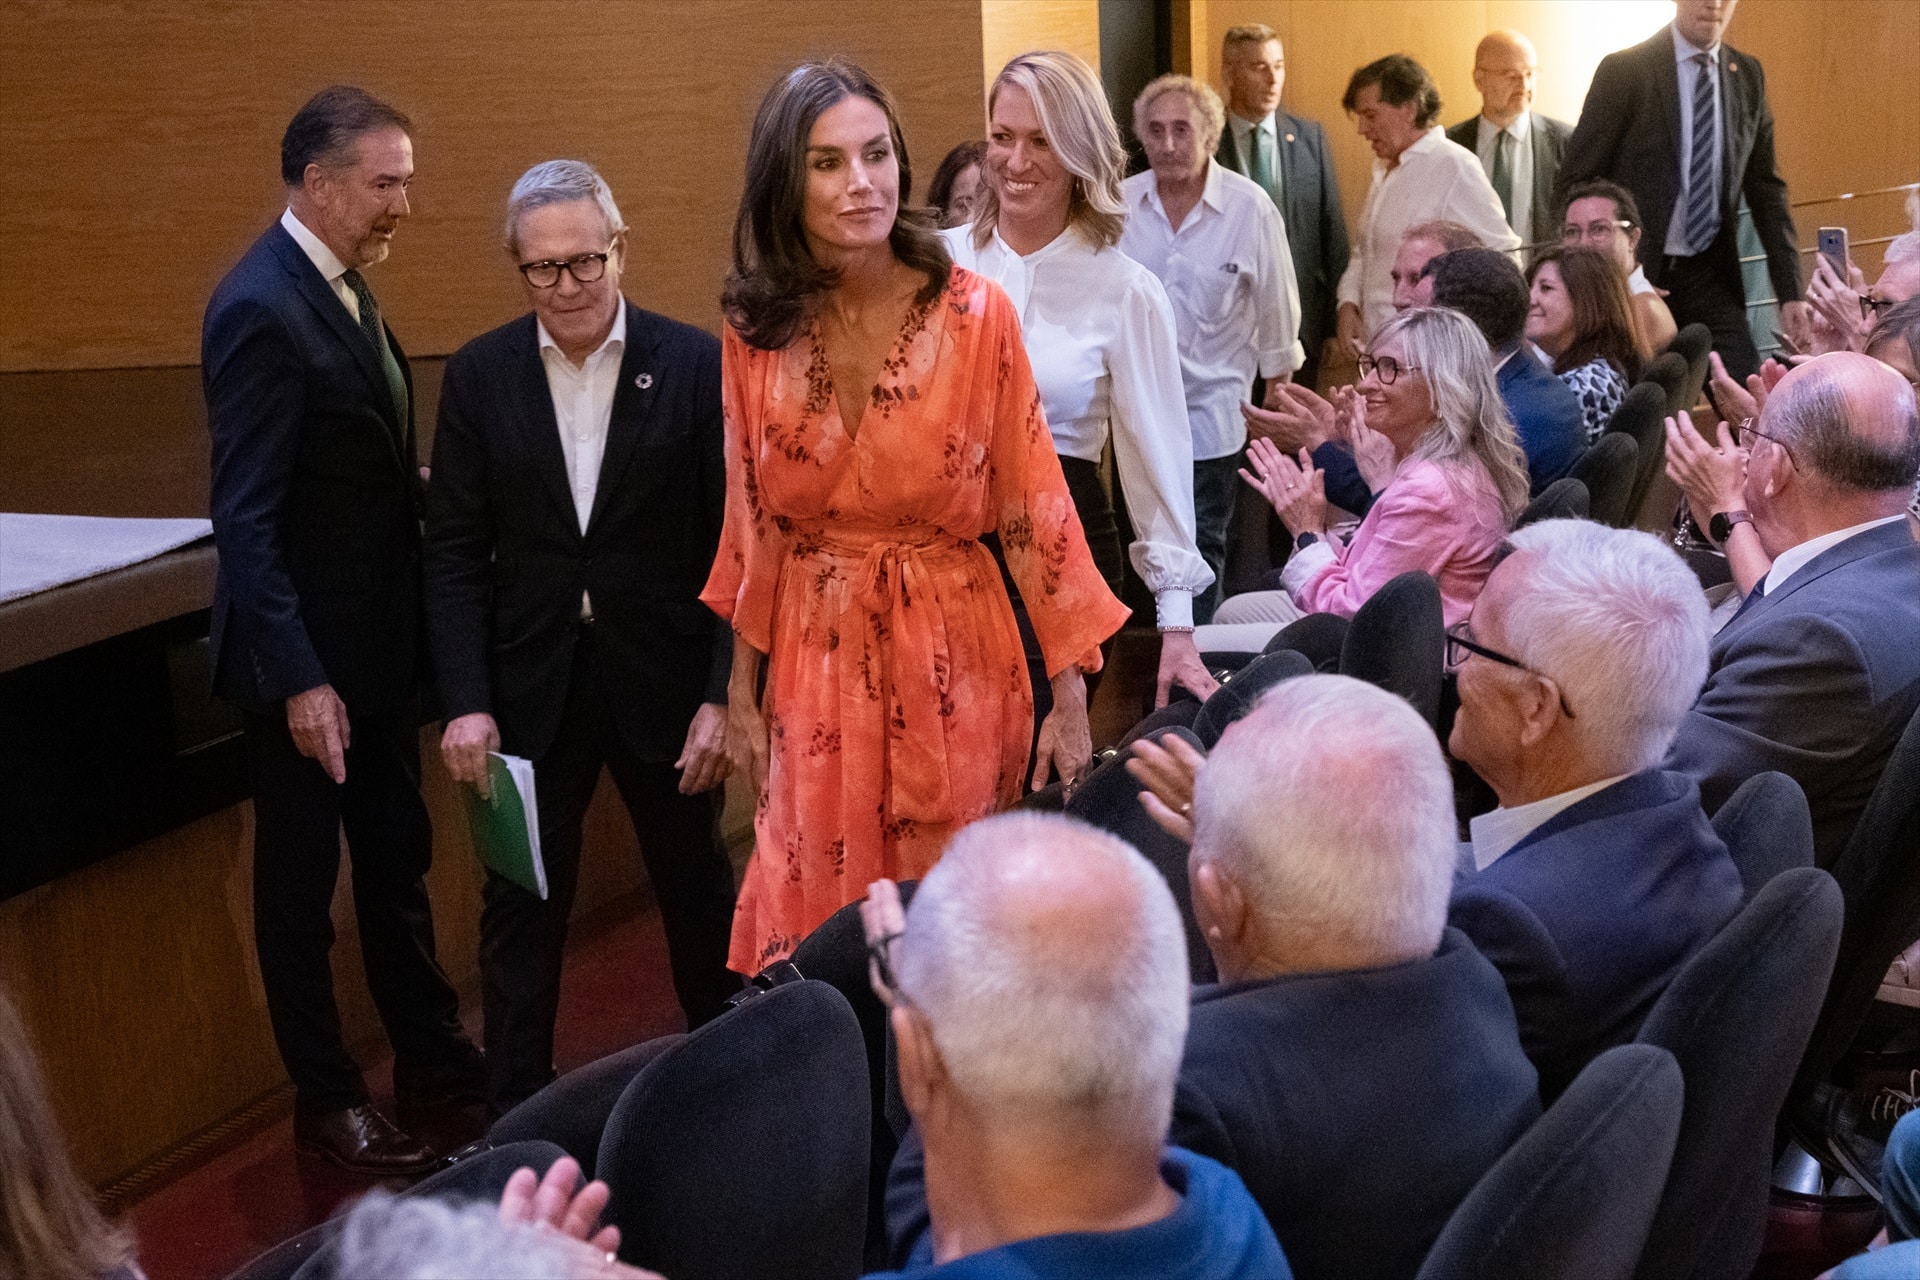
[1559,356,1630,442]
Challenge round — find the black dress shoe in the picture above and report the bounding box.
[1789,1082,1889,1202]
[395,1051,489,1130]
[293,1103,438,1175]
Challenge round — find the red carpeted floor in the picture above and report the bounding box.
[124,894,687,1280]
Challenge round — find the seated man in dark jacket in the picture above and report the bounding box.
[1665,353,1920,865]
[1450,519,1745,1099]
[1169,674,1541,1280]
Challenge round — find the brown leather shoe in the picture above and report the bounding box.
[293,1103,438,1175]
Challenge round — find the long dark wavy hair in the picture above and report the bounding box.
[723,60,951,351]
[1527,246,1645,381]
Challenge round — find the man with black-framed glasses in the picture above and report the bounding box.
[424,159,740,1115]
[1448,518,1742,1101]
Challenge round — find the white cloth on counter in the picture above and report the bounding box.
[0,513,213,604]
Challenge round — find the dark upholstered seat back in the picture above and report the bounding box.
[597,979,869,1280]
[1632,868,1842,1280]
[486,1036,684,1177]
[1340,570,1444,730]
[1414,1044,1683,1280]
[1604,380,1670,524]
[1515,477,1590,528]
[1710,771,1815,900]
[1192,648,1315,747]
[1572,432,1639,529]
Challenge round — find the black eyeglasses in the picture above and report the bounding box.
[518,239,617,289]
[1357,354,1424,385]
[1860,291,1895,322]
[1562,219,1633,243]
[1736,417,1797,466]
[867,931,905,1008]
[1446,622,1577,719]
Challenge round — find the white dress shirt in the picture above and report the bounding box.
[1470,774,1632,870]
[281,208,359,321]
[1473,111,1534,245]
[1664,25,1725,256]
[1226,110,1283,202]
[539,304,627,617]
[1627,264,1657,296]
[1119,162,1305,462]
[943,223,1213,627]
[1761,515,1907,596]
[1337,127,1521,335]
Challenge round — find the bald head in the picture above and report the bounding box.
[894,813,1190,1134]
[1766,352,1920,494]
[1473,29,1538,126]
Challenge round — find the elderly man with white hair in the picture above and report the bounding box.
[1448,519,1744,1099]
[1119,72,1303,622]
[865,812,1290,1279]
[1166,675,1539,1280]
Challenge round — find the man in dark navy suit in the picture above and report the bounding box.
[424,161,739,1115]
[1213,23,1347,393]
[204,86,481,1172]
[1557,0,1806,379]
[1449,519,1744,1100]
[1666,353,1920,865]
[1167,675,1539,1280]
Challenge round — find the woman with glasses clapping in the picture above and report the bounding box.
[1194,307,1528,653]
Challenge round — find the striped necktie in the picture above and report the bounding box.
[1681,52,1721,255]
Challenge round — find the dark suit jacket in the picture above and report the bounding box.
[1216,110,1349,366]
[1558,24,1800,304]
[1309,343,1582,516]
[1170,929,1540,1280]
[1450,769,1744,1100]
[423,302,730,763]
[203,221,423,716]
[1667,518,1920,865]
[1445,111,1575,247]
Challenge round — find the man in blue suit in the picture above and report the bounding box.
[1449,519,1744,1099]
[1213,23,1347,392]
[203,86,481,1172]
[1667,353,1920,865]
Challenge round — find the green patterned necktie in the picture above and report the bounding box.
[340,268,409,441]
[1248,121,1276,201]
[1490,130,1515,226]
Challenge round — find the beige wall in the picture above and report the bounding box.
[1183,0,1917,276]
[980,0,1103,98]
[0,0,987,373]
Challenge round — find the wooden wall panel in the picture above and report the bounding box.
[980,0,1102,96]
[0,0,986,373]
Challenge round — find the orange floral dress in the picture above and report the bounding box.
[701,266,1129,974]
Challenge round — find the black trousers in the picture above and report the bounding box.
[480,623,739,1114]
[245,706,469,1114]
[1662,228,1761,382]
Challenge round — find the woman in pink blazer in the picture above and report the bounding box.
[1197,307,1528,651]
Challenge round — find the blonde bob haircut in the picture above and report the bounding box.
[972,50,1127,251]
[1370,306,1532,521]
[1133,74,1228,159]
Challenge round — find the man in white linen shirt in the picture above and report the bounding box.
[1122,74,1304,625]
[1335,54,1519,346]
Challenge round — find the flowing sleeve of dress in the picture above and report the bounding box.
[982,286,1132,678]
[700,325,788,654]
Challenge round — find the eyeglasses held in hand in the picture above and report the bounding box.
[518,240,618,289]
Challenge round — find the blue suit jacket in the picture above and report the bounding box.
[1450,770,1744,1100]
[1169,929,1539,1280]
[203,221,422,715]
[1311,344,1584,517]
[1667,518,1920,865]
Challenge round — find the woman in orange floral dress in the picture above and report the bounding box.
[703,61,1128,975]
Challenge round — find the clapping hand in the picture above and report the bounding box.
[1707,351,1789,425]
[1243,382,1335,453]
[1332,387,1397,494]
[1241,436,1329,538]
[1664,414,1747,531]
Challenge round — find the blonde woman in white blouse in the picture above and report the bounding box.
[944,49,1218,707]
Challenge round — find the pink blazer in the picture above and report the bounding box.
[1294,456,1509,626]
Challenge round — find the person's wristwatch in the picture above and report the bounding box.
[1295,531,1321,551]
[1708,509,1753,544]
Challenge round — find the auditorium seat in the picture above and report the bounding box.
[1192,649,1315,747]
[1710,771,1815,900]
[1338,570,1444,730]
[1515,477,1590,528]
[1603,381,1670,527]
[1667,323,1714,413]
[487,1035,686,1176]
[1571,433,1639,529]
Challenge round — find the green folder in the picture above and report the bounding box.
[463,752,547,899]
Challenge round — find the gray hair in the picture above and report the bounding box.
[325,1193,574,1280]
[505,159,626,255]
[1501,520,1710,774]
[1371,306,1532,520]
[1193,674,1456,964]
[893,812,1189,1139]
[1133,74,1227,158]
